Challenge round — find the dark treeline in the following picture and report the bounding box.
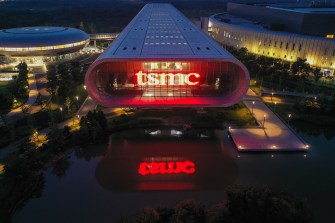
[119,186,312,223]
[0,1,226,32]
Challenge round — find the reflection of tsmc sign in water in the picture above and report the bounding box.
[135,71,200,86]
[138,160,196,176]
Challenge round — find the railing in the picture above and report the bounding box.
[89,33,119,40]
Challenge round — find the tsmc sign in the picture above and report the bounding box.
[138,160,196,176]
[135,71,200,86]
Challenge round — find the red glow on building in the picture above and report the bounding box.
[138,160,196,176]
[135,71,200,86]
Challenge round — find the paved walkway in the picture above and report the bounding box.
[0,97,97,159]
[57,96,97,129]
[229,89,309,152]
[260,89,317,98]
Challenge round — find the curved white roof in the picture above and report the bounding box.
[0,26,89,48]
[97,4,235,60]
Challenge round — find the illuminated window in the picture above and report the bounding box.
[326,34,334,38]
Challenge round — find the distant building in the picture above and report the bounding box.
[208,2,335,73]
[85,3,249,108]
[0,26,90,64]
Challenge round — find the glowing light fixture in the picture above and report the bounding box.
[135,71,200,86]
[138,160,195,176]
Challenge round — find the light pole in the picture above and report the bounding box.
[271,92,274,102]
[263,114,266,128]
[59,106,63,120]
[274,101,277,113]
[34,130,39,142]
[288,113,291,125]
[251,101,255,115]
[76,95,79,108]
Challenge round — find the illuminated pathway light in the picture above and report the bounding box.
[135,71,200,86]
[229,96,308,152]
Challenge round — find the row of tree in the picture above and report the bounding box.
[46,62,89,116]
[0,62,29,109]
[75,110,108,144]
[227,47,331,94]
[121,186,312,223]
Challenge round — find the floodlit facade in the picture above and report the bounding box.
[0,27,89,60]
[209,3,335,72]
[85,4,249,107]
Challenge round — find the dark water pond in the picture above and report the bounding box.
[12,123,335,223]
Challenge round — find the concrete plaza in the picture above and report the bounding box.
[229,90,309,152]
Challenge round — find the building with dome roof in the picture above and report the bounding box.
[0,26,90,63]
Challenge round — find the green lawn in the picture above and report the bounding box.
[0,81,8,93]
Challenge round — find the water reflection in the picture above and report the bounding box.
[292,120,335,140]
[96,128,237,191]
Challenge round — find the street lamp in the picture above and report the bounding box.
[274,101,277,112]
[271,92,274,101]
[75,95,79,108]
[34,130,39,142]
[263,114,266,128]
[83,85,87,90]
[288,113,291,125]
[59,106,63,120]
[252,101,255,115]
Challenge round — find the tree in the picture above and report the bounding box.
[51,157,72,179]
[58,78,73,98]
[224,186,312,223]
[312,67,323,82]
[134,207,160,223]
[46,125,65,151]
[17,62,28,79]
[291,58,311,77]
[64,97,72,114]
[70,62,82,82]
[0,92,14,109]
[46,65,58,95]
[96,110,108,132]
[21,105,29,116]
[171,200,206,223]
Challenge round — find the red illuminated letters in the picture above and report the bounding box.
[135,71,200,86]
[138,160,196,176]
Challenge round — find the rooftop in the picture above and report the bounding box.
[0,26,89,48]
[99,3,233,59]
[266,6,335,14]
[211,13,335,42]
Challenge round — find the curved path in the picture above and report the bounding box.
[5,73,38,121]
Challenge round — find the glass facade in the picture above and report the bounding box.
[93,60,245,100]
[0,39,89,52]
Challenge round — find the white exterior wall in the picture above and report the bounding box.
[209,16,335,71]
